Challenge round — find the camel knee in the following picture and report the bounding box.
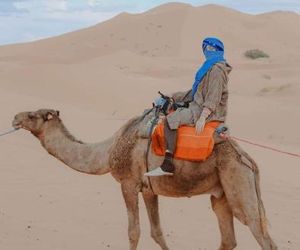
[270,241,278,250]
[261,236,278,250]
[129,228,140,240]
[128,227,140,247]
[267,240,277,250]
[151,230,163,242]
[150,229,169,250]
[247,218,278,250]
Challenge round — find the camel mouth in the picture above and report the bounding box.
[12,121,22,129]
[13,124,22,129]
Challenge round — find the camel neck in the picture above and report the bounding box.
[38,120,112,175]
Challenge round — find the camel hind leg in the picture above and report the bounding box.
[142,191,169,250]
[211,194,237,250]
[218,149,277,250]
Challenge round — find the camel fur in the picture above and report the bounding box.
[12,109,277,250]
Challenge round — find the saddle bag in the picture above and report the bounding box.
[152,122,220,161]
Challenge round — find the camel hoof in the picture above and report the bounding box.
[218,242,237,250]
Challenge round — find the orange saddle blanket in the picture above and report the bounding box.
[151,121,220,161]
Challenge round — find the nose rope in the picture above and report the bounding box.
[0,128,20,137]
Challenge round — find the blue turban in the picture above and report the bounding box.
[191,37,226,98]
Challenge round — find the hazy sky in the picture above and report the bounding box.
[1,0,299,45]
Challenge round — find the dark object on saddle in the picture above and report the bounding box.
[172,101,190,110]
[157,91,172,115]
[213,124,229,144]
[157,91,190,113]
[216,125,228,135]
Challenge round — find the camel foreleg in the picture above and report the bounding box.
[211,194,237,250]
[142,191,169,250]
[121,182,141,250]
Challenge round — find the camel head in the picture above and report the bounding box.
[13,109,60,135]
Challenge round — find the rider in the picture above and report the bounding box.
[145,37,232,177]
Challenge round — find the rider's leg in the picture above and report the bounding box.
[144,108,194,177]
[159,120,177,173]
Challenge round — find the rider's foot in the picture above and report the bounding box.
[144,152,175,177]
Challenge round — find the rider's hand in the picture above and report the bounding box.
[195,107,212,135]
[195,117,206,135]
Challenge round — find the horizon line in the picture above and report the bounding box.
[1,2,299,47]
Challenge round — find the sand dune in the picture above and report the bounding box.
[0,3,299,250]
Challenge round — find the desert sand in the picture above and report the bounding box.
[0,3,299,249]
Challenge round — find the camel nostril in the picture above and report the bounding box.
[12,120,22,129]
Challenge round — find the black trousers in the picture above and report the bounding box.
[164,119,177,154]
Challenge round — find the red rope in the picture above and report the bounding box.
[229,135,300,158]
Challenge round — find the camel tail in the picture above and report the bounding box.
[252,161,268,237]
[228,139,268,237]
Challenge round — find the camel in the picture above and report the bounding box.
[12,109,277,250]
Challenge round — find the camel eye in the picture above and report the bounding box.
[28,113,35,119]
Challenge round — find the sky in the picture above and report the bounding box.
[0,0,299,45]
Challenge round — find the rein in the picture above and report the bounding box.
[0,128,20,137]
[230,135,300,158]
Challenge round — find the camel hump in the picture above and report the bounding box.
[109,116,141,175]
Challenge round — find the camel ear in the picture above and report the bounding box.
[46,113,54,120]
[43,110,59,121]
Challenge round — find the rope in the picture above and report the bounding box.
[143,108,159,194]
[230,135,300,158]
[0,128,19,137]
